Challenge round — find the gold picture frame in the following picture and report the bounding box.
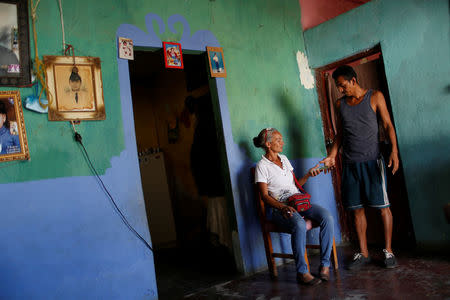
[0,90,29,162]
[44,56,105,121]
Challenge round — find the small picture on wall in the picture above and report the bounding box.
[163,42,184,69]
[206,47,226,78]
[44,55,106,121]
[0,90,29,162]
[118,37,134,60]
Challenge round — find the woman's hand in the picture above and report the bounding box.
[281,205,296,218]
[297,164,326,186]
[308,164,322,177]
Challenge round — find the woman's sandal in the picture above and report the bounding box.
[318,267,330,281]
[319,272,330,281]
[297,276,322,286]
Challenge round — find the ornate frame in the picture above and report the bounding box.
[0,90,30,162]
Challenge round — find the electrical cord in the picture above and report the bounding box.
[73,130,153,253]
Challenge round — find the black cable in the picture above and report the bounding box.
[73,131,153,252]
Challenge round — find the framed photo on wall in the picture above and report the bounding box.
[163,42,184,69]
[44,56,105,121]
[0,90,29,162]
[0,0,31,86]
[206,47,226,78]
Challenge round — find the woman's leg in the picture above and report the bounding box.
[302,204,334,268]
[271,209,308,274]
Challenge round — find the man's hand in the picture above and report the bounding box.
[388,152,399,175]
[320,156,336,170]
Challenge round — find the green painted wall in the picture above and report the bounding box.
[304,0,450,245]
[0,0,323,184]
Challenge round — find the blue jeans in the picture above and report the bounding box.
[271,204,334,274]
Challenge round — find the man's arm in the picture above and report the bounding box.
[320,98,343,168]
[372,91,399,174]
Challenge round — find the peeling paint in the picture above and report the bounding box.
[296,50,315,89]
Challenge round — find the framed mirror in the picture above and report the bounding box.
[0,0,31,86]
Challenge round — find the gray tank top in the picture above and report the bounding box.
[340,89,379,163]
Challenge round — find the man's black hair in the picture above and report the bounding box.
[0,101,7,115]
[332,65,357,82]
[0,101,10,128]
[69,70,82,83]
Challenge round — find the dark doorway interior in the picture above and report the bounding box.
[315,46,415,249]
[128,50,237,298]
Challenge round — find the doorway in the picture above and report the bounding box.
[315,45,415,248]
[128,49,237,298]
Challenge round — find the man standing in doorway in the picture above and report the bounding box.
[321,65,399,269]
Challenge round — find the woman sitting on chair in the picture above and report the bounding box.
[253,127,334,285]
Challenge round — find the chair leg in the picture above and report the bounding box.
[304,248,310,272]
[332,237,339,269]
[263,231,278,278]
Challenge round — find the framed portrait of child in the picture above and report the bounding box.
[0,90,29,162]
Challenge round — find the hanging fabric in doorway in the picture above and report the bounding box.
[167,117,179,144]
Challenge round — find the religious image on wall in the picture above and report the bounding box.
[163,42,184,69]
[206,46,227,78]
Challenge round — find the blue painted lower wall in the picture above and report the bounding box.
[0,150,157,299]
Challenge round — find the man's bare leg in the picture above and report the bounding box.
[354,208,369,257]
[380,207,393,253]
[346,208,371,270]
[380,207,397,267]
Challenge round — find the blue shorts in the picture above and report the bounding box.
[342,157,390,210]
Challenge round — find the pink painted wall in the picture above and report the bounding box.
[299,0,371,31]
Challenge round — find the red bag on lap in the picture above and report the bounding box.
[287,193,311,212]
[286,172,311,212]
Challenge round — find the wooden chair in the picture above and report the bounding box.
[252,168,338,278]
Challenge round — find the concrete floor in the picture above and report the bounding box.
[154,241,238,299]
[183,246,450,299]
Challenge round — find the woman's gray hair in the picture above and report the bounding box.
[253,127,278,149]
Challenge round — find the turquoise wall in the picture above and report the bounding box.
[0,1,322,185]
[304,0,450,245]
[0,0,341,298]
